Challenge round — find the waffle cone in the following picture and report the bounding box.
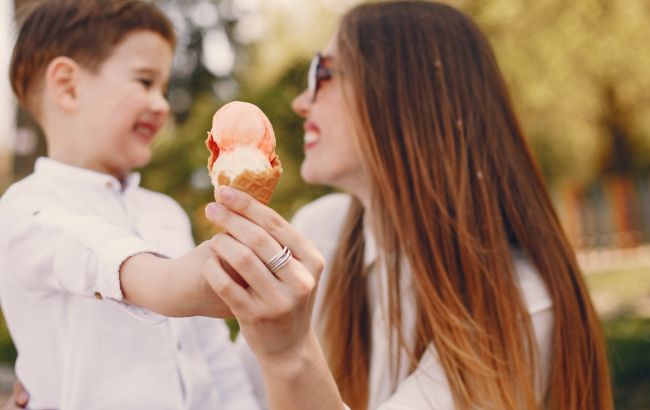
[214,157,282,205]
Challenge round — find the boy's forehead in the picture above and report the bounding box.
[104,31,174,72]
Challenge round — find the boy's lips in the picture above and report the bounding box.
[133,121,159,142]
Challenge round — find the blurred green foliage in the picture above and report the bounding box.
[0,315,16,365]
[605,317,650,409]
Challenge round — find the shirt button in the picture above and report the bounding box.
[177,342,182,351]
[94,292,103,300]
[105,181,114,189]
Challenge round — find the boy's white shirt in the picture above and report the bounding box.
[238,193,554,410]
[0,157,260,410]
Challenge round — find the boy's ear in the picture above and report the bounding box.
[44,56,80,112]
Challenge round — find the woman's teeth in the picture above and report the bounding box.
[304,132,318,144]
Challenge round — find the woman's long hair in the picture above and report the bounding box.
[320,2,612,409]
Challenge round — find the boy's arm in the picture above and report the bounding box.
[0,195,229,318]
[120,242,232,318]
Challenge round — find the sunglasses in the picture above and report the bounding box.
[307,53,334,102]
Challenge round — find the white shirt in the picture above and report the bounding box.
[0,157,260,410]
[240,193,554,409]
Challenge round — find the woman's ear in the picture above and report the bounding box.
[44,56,80,112]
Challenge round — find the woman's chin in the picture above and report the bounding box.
[300,163,330,186]
[300,163,318,184]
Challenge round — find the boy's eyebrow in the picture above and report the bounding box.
[133,67,160,76]
[133,67,170,90]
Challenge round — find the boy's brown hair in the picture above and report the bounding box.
[10,0,176,112]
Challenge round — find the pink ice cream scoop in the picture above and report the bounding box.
[205,101,282,204]
[211,101,276,158]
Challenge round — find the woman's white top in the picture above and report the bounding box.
[240,193,554,409]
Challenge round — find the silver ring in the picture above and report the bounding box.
[265,245,292,273]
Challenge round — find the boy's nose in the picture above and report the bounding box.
[291,89,311,118]
[151,92,170,116]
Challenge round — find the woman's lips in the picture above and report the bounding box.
[303,122,320,151]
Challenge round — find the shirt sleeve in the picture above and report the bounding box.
[191,317,261,409]
[0,193,165,301]
[236,335,269,409]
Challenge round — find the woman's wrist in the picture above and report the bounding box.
[257,328,320,377]
[256,329,344,410]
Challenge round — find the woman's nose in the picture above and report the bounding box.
[291,89,311,118]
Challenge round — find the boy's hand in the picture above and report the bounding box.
[120,242,234,318]
[2,381,29,409]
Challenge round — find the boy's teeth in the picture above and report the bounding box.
[304,132,318,144]
[136,125,153,136]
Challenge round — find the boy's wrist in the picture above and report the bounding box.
[120,243,233,318]
[169,241,234,318]
[120,252,179,316]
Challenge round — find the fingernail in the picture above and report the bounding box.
[206,203,225,219]
[219,186,235,202]
[18,391,29,404]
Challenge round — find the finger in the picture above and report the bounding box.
[202,256,251,315]
[209,233,282,297]
[12,381,28,407]
[206,204,311,287]
[215,187,324,273]
[205,202,284,267]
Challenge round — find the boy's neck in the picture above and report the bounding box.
[46,147,129,184]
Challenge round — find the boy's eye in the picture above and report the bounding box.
[138,78,153,88]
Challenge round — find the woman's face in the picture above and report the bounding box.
[291,34,370,202]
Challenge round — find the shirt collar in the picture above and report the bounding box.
[363,213,378,267]
[34,157,141,193]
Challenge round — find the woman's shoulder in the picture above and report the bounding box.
[291,193,352,240]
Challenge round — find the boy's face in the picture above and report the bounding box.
[75,30,173,178]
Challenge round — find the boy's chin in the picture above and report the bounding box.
[121,152,152,173]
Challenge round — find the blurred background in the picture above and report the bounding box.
[0,0,649,407]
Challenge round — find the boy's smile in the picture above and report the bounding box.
[69,30,173,180]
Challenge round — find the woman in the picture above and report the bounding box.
[204,2,612,409]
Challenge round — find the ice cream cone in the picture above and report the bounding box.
[214,156,282,205]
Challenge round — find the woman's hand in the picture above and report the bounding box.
[203,186,344,410]
[203,186,325,362]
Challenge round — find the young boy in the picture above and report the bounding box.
[0,0,259,408]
